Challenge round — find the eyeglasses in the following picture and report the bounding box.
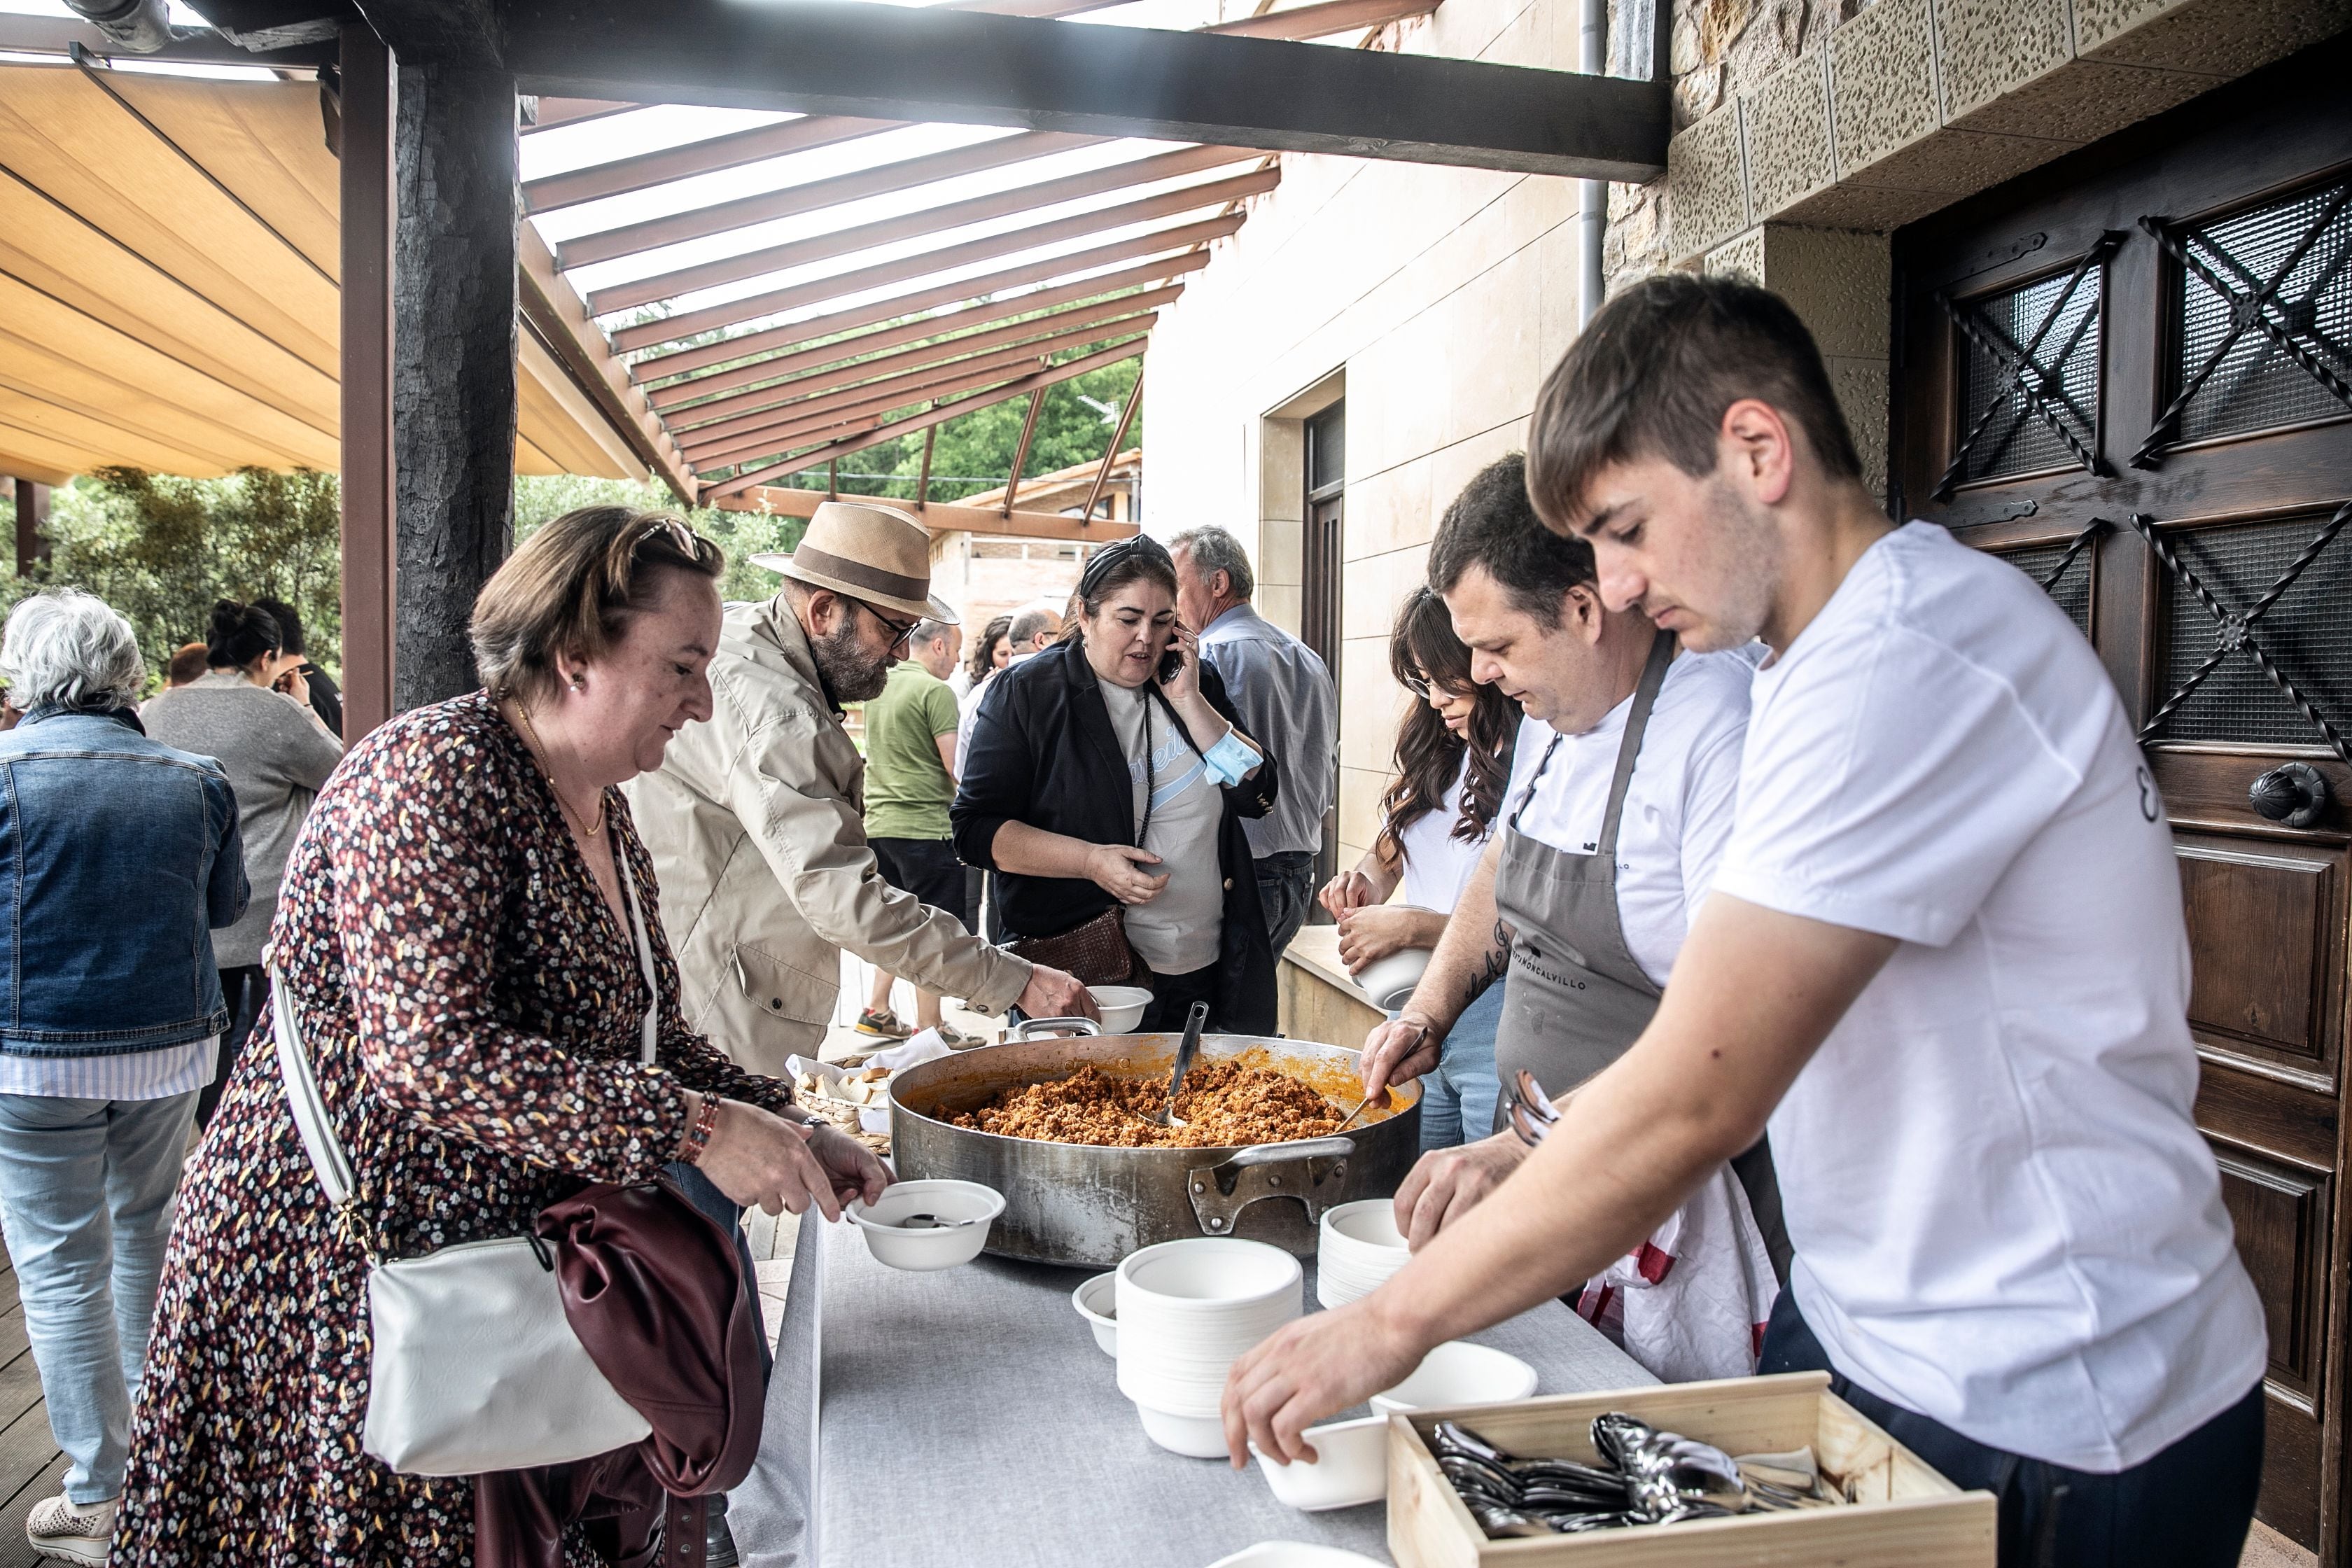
[852,598,922,654]
[1403,673,1433,700]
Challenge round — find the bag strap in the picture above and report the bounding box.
[614,836,661,1067]
[269,966,356,1211]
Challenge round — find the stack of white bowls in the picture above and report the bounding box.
[1315,1199,1412,1308]
[1116,1238,1301,1457]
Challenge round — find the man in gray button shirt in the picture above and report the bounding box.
[1172,526,1337,954]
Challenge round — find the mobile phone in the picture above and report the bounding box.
[1157,644,1185,684]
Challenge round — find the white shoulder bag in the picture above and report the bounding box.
[271,848,672,1476]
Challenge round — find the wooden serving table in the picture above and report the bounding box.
[730,1213,1655,1567]
[1278,925,1386,1054]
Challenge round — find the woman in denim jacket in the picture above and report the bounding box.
[0,590,246,1565]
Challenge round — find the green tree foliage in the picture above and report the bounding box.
[1,466,342,687]
[511,475,806,603]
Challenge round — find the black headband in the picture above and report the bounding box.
[1078,533,1174,598]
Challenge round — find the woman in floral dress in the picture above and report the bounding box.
[112,508,889,1567]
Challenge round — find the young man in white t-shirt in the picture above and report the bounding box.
[1220,274,2267,1566]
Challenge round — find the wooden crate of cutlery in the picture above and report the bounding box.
[1387,1371,1995,1567]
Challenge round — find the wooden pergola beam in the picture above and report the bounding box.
[560,130,1100,270]
[505,0,1669,180]
[634,234,1217,383]
[524,114,901,215]
[609,173,1268,351]
[1201,0,1436,36]
[708,338,1144,497]
[715,484,1141,544]
[589,144,1263,314]
[685,318,1154,464]
[338,22,395,737]
[516,225,698,500]
[666,289,1177,430]
[524,96,635,131]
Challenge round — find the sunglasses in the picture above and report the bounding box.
[627,514,705,561]
[851,598,922,654]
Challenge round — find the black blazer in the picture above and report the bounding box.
[952,634,1280,1033]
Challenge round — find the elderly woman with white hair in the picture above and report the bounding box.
[0,590,247,1566]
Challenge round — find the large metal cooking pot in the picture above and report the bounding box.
[888,1020,1422,1268]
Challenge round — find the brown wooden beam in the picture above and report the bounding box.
[665,290,1177,430]
[524,96,634,131]
[715,484,1141,543]
[515,224,697,500]
[1002,388,1046,514]
[1202,0,1436,36]
[559,130,1099,270]
[685,318,1154,463]
[590,144,1264,314]
[708,339,1144,497]
[10,477,50,578]
[610,172,1269,351]
[338,22,395,738]
[524,114,900,215]
[634,236,1215,384]
[1080,367,1142,522]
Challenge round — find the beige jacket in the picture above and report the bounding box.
[627,596,1032,1074]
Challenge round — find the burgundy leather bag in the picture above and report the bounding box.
[474,1180,765,1568]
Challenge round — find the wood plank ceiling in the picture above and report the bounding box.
[0,56,659,488]
[531,0,1441,505]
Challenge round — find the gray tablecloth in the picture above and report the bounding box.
[732,1214,1656,1567]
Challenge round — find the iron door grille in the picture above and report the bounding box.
[2148,510,2352,750]
[1996,538,2096,640]
[1947,258,2107,490]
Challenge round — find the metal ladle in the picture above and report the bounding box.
[1149,1001,1210,1128]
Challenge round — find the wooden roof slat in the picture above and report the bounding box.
[590,143,1262,315]
[683,316,1154,461]
[662,285,1180,425]
[609,171,1268,351]
[1201,0,1437,37]
[524,114,901,215]
[559,130,1101,270]
[525,97,636,132]
[517,223,697,498]
[715,483,1140,543]
[0,374,249,477]
[633,233,1215,383]
[707,337,1145,497]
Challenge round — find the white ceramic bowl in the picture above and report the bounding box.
[1368,1340,1538,1413]
[1350,946,1432,1009]
[846,1180,1004,1271]
[1134,1400,1229,1459]
[1072,1271,1118,1357]
[1088,984,1154,1033]
[1117,1238,1301,1415]
[1250,1415,1390,1511]
[1205,1544,1387,1568]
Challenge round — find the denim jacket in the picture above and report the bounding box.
[0,706,248,1056]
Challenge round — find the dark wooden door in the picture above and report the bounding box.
[1303,401,1346,903]
[1894,45,2352,1560]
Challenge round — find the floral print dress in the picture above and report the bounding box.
[113,692,797,1567]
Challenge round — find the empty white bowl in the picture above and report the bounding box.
[1134,1401,1228,1459]
[846,1180,1003,1271]
[1368,1340,1538,1413]
[1088,984,1153,1033]
[1072,1271,1117,1356]
[1118,1238,1301,1417]
[1316,1199,1411,1308]
[1350,946,1432,1009]
[1205,1544,1386,1568]
[1250,1415,1389,1511]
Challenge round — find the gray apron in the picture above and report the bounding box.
[1490,631,1790,1282]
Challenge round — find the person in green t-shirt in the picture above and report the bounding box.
[858,618,977,1043]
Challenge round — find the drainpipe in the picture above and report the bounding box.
[1576,0,1607,327]
[63,0,173,52]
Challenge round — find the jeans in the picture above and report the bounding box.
[1402,983,1504,1152]
[1760,1289,2262,1567]
[200,966,265,1128]
[0,1090,198,1502]
[1254,850,1317,956]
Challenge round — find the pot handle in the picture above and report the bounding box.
[1187,1135,1356,1234]
[1008,1016,1100,1041]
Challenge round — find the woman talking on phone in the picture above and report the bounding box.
[953,536,1281,1034]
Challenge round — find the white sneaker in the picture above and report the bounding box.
[26,1494,116,1567]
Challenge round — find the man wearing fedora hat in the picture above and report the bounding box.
[629,500,1096,1075]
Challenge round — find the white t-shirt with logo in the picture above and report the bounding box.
[1098,678,1225,976]
[1713,521,2265,1471]
[1395,755,1492,915]
[1499,648,1756,986]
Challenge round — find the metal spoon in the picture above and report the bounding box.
[1149,1001,1210,1128]
[897,1212,982,1231]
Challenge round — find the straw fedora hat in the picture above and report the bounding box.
[750,500,958,624]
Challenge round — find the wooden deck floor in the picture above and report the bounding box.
[0,1247,69,1568]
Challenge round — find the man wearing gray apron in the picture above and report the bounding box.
[1357,456,1784,1378]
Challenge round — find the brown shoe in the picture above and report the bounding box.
[855,1007,912,1040]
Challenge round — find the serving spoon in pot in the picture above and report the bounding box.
[1149,1001,1211,1128]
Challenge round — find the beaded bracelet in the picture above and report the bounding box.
[679,1095,724,1166]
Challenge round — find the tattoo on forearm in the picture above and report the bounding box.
[1461,919,1511,1009]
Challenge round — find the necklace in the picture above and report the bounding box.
[509,697,608,839]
